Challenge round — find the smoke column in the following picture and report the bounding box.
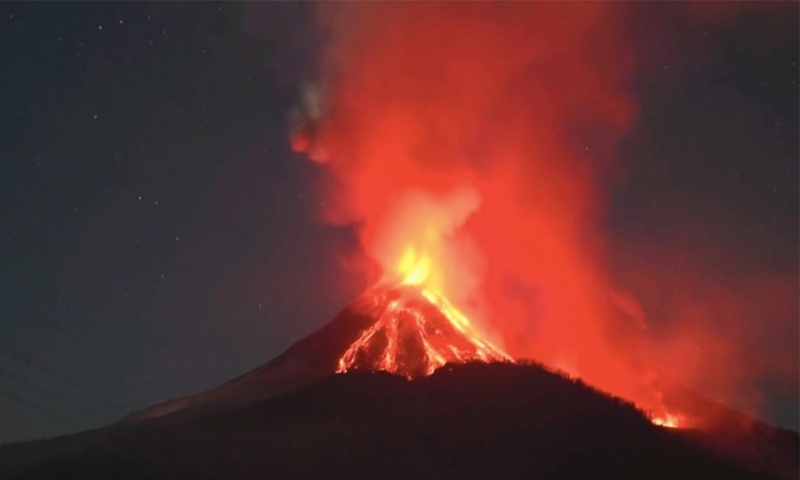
[289,2,797,424]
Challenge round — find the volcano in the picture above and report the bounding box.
[0,288,797,480]
[126,283,511,422]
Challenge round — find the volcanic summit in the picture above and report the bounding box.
[336,284,512,378]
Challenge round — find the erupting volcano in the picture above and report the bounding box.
[336,284,512,379]
[337,247,512,379]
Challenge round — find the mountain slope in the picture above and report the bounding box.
[2,284,795,480]
[2,363,793,480]
[123,289,380,422]
[126,284,510,422]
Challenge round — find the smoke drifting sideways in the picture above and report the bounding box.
[288,2,797,426]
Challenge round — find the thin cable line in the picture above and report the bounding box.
[0,387,78,426]
[0,365,114,420]
[0,341,127,413]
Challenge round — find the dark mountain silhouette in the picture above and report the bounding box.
[0,287,796,480]
[1,363,796,480]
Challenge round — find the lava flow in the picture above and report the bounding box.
[651,412,682,429]
[337,248,513,379]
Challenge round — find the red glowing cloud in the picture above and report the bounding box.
[289,2,796,425]
[291,1,652,402]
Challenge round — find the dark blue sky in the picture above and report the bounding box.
[0,3,797,443]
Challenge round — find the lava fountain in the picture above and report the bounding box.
[337,247,513,379]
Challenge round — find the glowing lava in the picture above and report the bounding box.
[651,413,681,429]
[337,247,513,378]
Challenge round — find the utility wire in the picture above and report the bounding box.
[0,365,114,421]
[0,341,128,414]
[0,387,78,426]
[0,387,196,477]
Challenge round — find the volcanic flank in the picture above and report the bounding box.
[2,285,797,480]
[125,281,509,422]
[6,245,794,480]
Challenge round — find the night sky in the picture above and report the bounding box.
[1,3,797,444]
